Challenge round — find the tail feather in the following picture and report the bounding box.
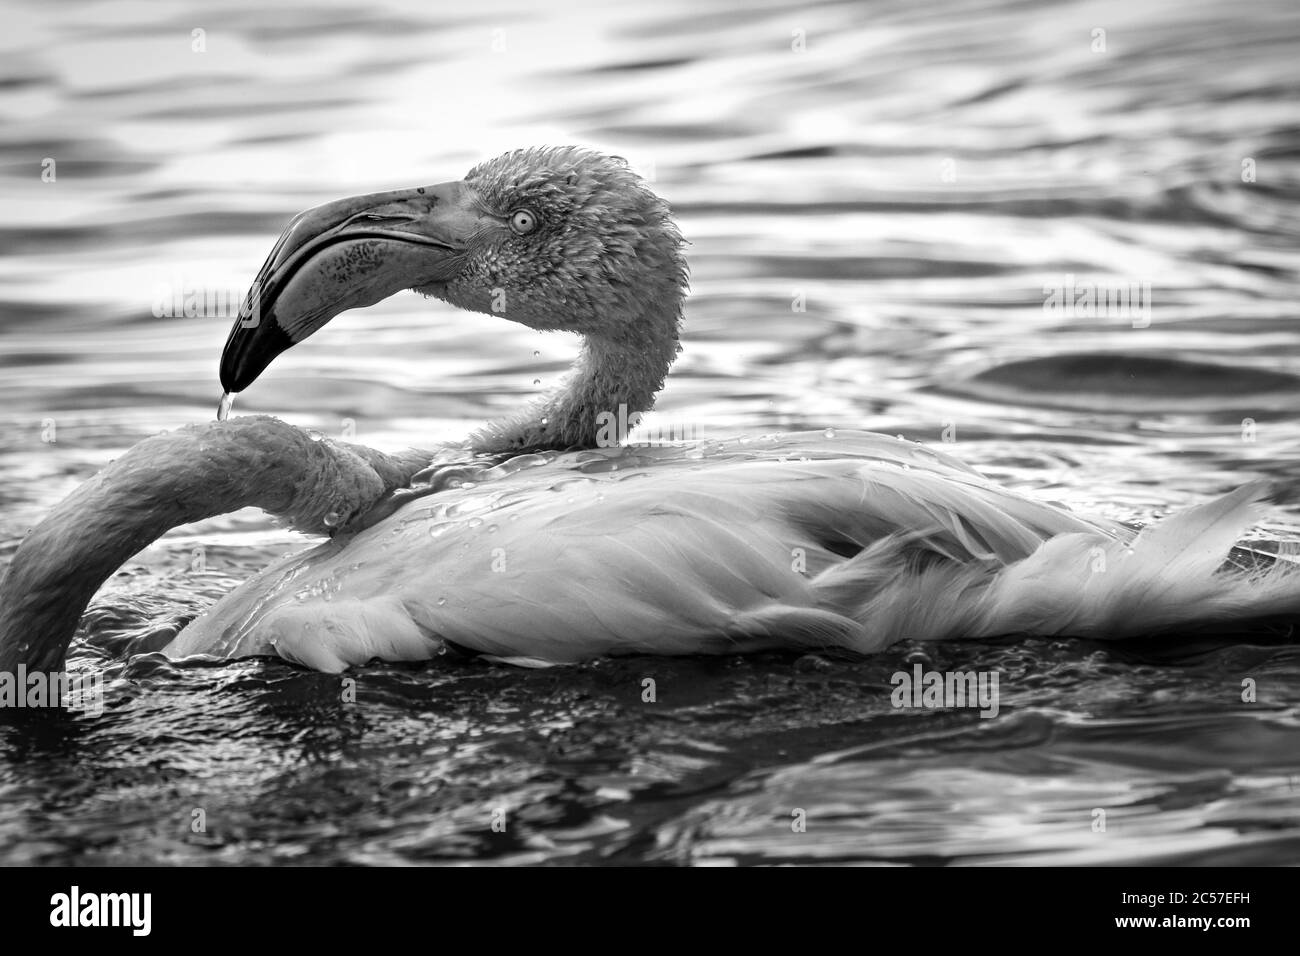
[1125,480,1271,597]
[807,482,1300,651]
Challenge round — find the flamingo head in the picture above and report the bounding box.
[220,146,687,393]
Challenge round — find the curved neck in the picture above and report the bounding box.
[471,331,680,455]
[0,418,431,673]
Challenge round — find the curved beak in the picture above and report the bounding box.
[220,180,486,393]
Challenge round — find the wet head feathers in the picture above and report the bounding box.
[439,146,688,345]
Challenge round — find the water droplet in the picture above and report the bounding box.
[533,379,541,386]
[487,524,498,533]
[896,434,905,441]
[307,428,324,442]
[468,516,484,528]
[323,511,341,527]
[794,653,834,673]
[437,597,446,606]
[217,392,234,422]
[823,427,836,439]
[533,350,540,358]
[540,417,549,426]
[595,492,605,503]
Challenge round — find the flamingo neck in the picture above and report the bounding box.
[0,418,431,674]
[470,318,681,456]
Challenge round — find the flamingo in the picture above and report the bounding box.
[1,146,1297,675]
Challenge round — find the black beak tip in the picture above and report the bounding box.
[219,317,294,394]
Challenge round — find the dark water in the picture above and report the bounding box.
[2,0,1300,864]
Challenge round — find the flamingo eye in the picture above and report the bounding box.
[509,209,538,235]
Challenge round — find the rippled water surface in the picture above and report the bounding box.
[2,0,1299,865]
